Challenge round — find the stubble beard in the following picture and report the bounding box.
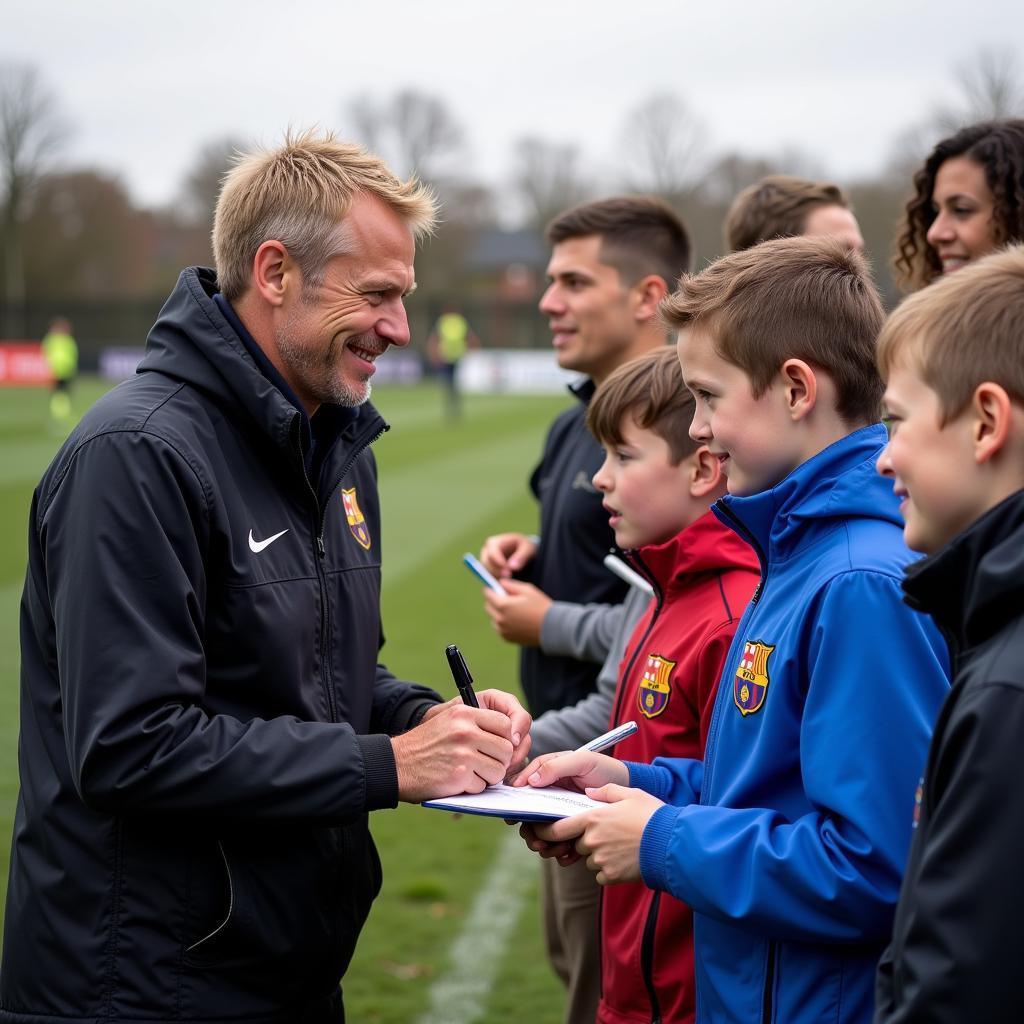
[276,306,376,408]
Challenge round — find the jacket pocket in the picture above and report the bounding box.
[183,822,381,998]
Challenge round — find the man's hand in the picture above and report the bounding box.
[526,785,665,885]
[479,533,538,579]
[483,579,552,646]
[396,689,531,803]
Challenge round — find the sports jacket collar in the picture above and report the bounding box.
[713,424,899,565]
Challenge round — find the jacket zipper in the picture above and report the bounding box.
[700,501,768,801]
[761,940,777,1024]
[609,550,662,733]
[293,414,388,724]
[639,890,664,1023]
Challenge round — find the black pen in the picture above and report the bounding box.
[445,644,480,708]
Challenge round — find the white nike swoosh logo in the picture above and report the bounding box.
[248,528,289,553]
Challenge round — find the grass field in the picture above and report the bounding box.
[0,377,571,1023]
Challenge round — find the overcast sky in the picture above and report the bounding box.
[7,0,1024,210]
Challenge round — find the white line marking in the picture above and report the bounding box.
[415,829,537,1024]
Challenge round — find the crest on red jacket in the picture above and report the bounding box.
[341,487,371,550]
[734,639,775,716]
[637,654,675,719]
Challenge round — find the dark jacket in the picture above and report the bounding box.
[600,512,759,1024]
[875,489,1024,1024]
[1,268,440,1023]
[520,380,627,715]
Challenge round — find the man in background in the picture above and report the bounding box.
[40,316,78,427]
[725,174,865,253]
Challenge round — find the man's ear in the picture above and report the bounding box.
[631,274,670,322]
[972,382,1012,463]
[780,358,817,421]
[689,446,723,498]
[251,240,295,308]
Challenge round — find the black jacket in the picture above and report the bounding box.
[875,489,1024,1023]
[519,380,627,716]
[1,268,440,1023]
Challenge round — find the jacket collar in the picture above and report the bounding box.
[713,424,900,564]
[631,509,758,591]
[902,488,1024,651]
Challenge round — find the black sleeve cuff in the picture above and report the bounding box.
[357,733,399,810]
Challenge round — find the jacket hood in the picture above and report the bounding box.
[138,268,302,451]
[632,508,758,592]
[902,488,1024,650]
[715,424,899,563]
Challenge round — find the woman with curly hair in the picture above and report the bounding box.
[894,119,1024,290]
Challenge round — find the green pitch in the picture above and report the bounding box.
[0,378,570,1023]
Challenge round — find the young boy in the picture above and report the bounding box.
[525,347,759,1024]
[873,246,1024,1023]
[520,237,950,1024]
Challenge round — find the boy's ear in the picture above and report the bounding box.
[630,274,670,322]
[689,446,724,498]
[779,358,818,421]
[972,382,1013,463]
[252,240,297,308]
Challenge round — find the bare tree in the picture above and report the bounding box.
[343,89,463,182]
[620,92,707,200]
[511,135,592,232]
[942,47,1024,127]
[178,135,247,231]
[0,61,67,334]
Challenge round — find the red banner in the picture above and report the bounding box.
[0,343,53,386]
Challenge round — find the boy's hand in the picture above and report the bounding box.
[538,785,665,885]
[483,579,552,645]
[512,749,629,793]
[479,533,538,578]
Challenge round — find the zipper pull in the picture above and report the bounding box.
[317,535,326,558]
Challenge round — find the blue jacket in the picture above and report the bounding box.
[628,426,950,1024]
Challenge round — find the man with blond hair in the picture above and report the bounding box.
[0,130,530,1024]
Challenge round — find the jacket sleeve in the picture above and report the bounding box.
[40,430,403,822]
[530,589,649,754]
[639,570,949,943]
[540,600,630,664]
[874,683,1024,1023]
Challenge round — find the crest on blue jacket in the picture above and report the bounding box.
[341,487,371,550]
[637,654,675,719]
[734,640,775,716]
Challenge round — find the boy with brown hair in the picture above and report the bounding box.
[524,347,758,1024]
[520,236,950,1024]
[874,245,1024,1023]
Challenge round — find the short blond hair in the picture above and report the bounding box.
[660,236,885,424]
[877,244,1024,423]
[213,128,437,300]
[725,175,851,253]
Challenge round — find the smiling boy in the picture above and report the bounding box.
[524,347,758,1023]
[522,237,950,1024]
[873,245,1024,1024]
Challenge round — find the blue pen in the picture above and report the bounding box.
[445,644,480,708]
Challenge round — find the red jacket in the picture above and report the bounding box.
[598,510,759,1024]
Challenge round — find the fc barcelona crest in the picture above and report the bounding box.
[637,654,676,719]
[341,488,372,550]
[733,640,775,716]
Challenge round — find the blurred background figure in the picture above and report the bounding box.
[724,174,865,253]
[893,118,1024,291]
[426,305,479,419]
[40,317,78,428]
